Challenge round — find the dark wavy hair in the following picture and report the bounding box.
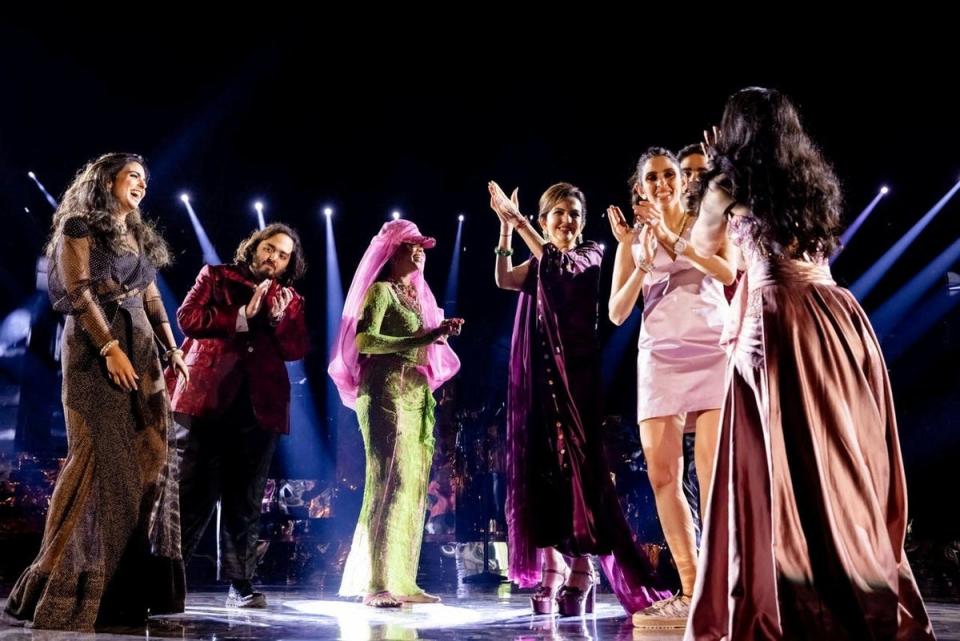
[677,143,705,164]
[46,153,171,267]
[702,87,843,258]
[233,222,307,285]
[629,146,680,193]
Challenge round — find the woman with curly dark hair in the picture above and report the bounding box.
[685,88,935,640]
[4,153,188,630]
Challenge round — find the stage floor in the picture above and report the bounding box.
[2,588,958,640]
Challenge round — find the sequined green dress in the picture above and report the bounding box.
[339,281,439,597]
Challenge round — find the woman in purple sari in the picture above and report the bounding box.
[488,181,669,617]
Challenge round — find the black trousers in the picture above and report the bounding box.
[175,397,278,583]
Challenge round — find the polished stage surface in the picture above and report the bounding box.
[2,587,958,640]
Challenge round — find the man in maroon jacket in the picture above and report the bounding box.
[170,223,309,608]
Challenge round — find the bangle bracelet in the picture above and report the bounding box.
[495,247,514,257]
[100,339,119,357]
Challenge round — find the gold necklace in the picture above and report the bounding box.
[665,210,690,236]
[388,279,420,313]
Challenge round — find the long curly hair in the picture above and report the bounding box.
[46,152,171,267]
[233,222,307,285]
[702,87,843,259]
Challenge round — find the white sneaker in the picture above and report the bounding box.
[631,593,690,629]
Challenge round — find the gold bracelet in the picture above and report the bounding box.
[100,339,119,357]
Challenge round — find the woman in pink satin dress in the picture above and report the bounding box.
[685,87,935,641]
[608,146,738,629]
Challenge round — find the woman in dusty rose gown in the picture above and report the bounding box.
[607,147,737,629]
[685,87,935,641]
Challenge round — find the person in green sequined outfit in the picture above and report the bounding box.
[329,221,463,608]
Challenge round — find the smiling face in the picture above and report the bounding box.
[636,155,681,212]
[392,242,426,273]
[109,161,148,215]
[539,196,584,249]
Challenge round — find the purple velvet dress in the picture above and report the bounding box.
[505,241,670,613]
